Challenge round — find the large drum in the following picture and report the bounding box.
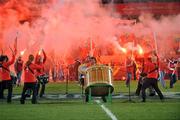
[85,65,114,96]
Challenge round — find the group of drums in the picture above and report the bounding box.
[78,64,114,102]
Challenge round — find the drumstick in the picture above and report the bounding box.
[9,46,15,55]
[14,35,18,52]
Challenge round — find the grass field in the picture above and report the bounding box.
[0,99,180,120]
[12,80,180,94]
[0,80,180,120]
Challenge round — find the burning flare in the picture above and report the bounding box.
[137,45,144,55]
[20,49,26,56]
[113,40,127,53]
[38,48,43,55]
[121,47,127,53]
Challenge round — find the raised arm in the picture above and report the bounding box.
[35,53,39,64]
[6,51,16,66]
[42,49,47,63]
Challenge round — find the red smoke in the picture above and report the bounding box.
[0,0,180,64]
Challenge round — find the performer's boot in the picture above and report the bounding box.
[141,99,146,102]
[85,95,89,102]
[102,96,107,103]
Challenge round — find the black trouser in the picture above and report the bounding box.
[136,77,156,96]
[141,78,164,101]
[169,73,177,88]
[37,83,46,97]
[11,75,17,86]
[0,80,13,103]
[148,86,156,96]
[20,82,37,104]
[135,77,143,96]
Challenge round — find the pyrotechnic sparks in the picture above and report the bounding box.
[0,0,179,85]
[137,45,144,55]
[20,49,26,56]
[121,47,127,53]
[112,40,127,54]
[0,0,179,63]
[38,48,42,55]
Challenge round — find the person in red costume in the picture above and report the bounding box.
[20,54,43,104]
[125,55,134,87]
[35,49,47,97]
[0,50,16,103]
[168,57,178,88]
[141,53,164,102]
[14,56,24,86]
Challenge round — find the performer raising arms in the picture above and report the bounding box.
[20,54,43,104]
[35,49,47,97]
[14,56,24,86]
[0,50,16,103]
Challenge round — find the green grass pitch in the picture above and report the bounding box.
[0,80,180,120]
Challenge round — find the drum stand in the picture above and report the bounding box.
[123,80,135,103]
[79,75,85,96]
[65,70,69,94]
[86,87,112,103]
[128,81,132,102]
[80,79,85,101]
[81,84,84,95]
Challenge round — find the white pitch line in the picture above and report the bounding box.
[95,100,118,120]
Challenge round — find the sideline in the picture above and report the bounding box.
[95,100,118,120]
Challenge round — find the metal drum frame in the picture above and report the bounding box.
[85,65,114,102]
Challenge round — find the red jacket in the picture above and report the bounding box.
[159,61,167,71]
[14,59,23,72]
[35,51,46,64]
[168,61,177,74]
[35,53,46,76]
[0,55,15,81]
[35,63,45,76]
[126,59,134,73]
[35,51,46,76]
[24,63,43,83]
[144,60,158,79]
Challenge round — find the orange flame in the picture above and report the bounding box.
[113,40,127,54]
[20,49,26,56]
[38,50,41,55]
[137,45,143,55]
[121,47,127,53]
[38,48,42,55]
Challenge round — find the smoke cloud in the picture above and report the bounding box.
[0,0,179,63]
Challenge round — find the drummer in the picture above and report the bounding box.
[88,57,97,66]
[79,56,97,86]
